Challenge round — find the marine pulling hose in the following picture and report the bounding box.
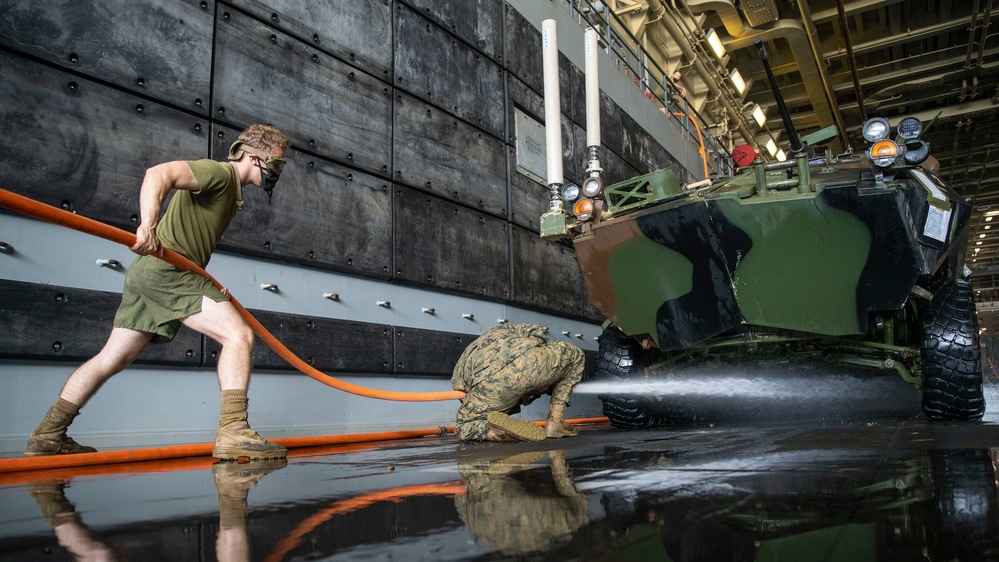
[0,188,465,402]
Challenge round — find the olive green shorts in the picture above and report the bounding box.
[113,255,227,344]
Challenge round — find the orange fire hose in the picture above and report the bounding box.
[264,481,468,562]
[670,112,710,180]
[0,417,608,476]
[0,188,465,402]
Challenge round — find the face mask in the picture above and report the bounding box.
[256,160,280,201]
[228,141,286,204]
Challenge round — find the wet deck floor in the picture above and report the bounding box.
[2,406,998,560]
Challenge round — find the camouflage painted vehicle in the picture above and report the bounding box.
[541,40,984,426]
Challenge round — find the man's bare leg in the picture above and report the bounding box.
[25,328,153,456]
[183,297,285,460]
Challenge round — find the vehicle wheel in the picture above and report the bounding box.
[592,329,699,429]
[927,449,999,561]
[919,278,985,420]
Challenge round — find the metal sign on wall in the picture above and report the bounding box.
[514,107,547,185]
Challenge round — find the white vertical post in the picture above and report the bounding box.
[584,28,600,150]
[542,19,563,189]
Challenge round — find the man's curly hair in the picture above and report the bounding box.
[237,124,291,152]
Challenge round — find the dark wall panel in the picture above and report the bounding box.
[601,144,641,188]
[0,280,201,366]
[214,7,392,176]
[0,0,213,114]
[599,94,626,162]
[394,327,473,375]
[394,186,509,300]
[212,126,393,278]
[507,74,581,232]
[510,226,584,317]
[394,3,505,140]
[393,93,507,217]
[205,309,393,373]
[226,0,393,80]
[0,50,209,229]
[509,144,551,233]
[400,0,505,65]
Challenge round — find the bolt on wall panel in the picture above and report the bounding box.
[213,7,392,177]
[225,0,393,81]
[394,3,505,140]
[204,308,393,373]
[0,50,209,230]
[399,0,505,65]
[211,126,393,279]
[393,93,507,218]
[0,0,213,115]
[510,225,585,318]
[393,186,510,301]
[0,280,201,366]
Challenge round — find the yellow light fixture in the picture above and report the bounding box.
[729,68,747,94]
[706,28,726,59]
[752,104,766,127]
[766,139,777,156]
[776,149,786,161]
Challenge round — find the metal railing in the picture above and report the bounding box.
[560,0,734,178]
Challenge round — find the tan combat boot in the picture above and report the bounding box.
[212,397,287,461]
[24,404,97,456]
[485,411,546,442]
[545,403,579,438]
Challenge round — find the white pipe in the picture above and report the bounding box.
[584,28,600,149]
[542,19,563,187]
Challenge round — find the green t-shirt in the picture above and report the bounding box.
[156,159,239,268]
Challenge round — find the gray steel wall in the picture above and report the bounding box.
[0,0,693,376]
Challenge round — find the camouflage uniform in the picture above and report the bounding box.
[455,452,589,555]
[451,324,584,441]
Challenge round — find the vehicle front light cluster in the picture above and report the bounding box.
[862,115,929,169]
[560,176,604,222]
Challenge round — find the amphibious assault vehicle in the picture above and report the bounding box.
[540,30,983,426]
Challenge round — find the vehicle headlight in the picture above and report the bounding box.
[581,176,603,198]
[870,139,898,167]
[560,183,580,202]
[897,116,923,140]
[862,117,891,143]
[573,198,594,221]
[902,140,930,165]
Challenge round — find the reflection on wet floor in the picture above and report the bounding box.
[2,410,999,560]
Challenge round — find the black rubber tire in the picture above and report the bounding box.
[927,449,999,561]
[592,329,700,428]
[919,278,986,420]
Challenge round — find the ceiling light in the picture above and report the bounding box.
[766,139,777,156]
[987,216,994,221]
[980,234,987,239]
[706,28,726,59]
[977,241,983,245]
[752,104,766,127]
[729,68,747,94]
[987,225,992,230]
[776,149,786,161]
